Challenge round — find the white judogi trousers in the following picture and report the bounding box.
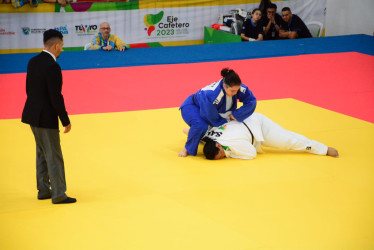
[206,113,328,160]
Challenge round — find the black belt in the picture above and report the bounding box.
[242,122,254,145]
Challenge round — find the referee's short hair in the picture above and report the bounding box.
[43,29,63,47]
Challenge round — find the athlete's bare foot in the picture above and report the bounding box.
[183,128,189,135]
[327,147,339,158]
[178,148,189,157]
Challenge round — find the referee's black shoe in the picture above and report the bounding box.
[53,197,77,204]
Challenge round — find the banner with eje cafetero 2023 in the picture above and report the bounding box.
[0,0,326,52]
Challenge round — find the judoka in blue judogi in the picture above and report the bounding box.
[179,68,257,157]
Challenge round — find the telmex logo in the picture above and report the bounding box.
[144,11,164,36]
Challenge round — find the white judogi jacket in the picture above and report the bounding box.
[205,113,328,159]
[205,113,264,159]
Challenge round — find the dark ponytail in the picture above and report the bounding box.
[221,68,241,87]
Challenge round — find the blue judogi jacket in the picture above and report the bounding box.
[180,79,257,127]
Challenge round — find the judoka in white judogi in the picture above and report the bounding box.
[203,113,338,160]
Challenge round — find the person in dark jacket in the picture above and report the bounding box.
[241,8,264,41]
[22,29,76,204]
[279,7,312,39]
[261,3,283,40]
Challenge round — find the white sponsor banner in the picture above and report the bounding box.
[0,13,101,50]
[0,0,326,50]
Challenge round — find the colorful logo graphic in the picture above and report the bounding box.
[54,25,68,35]
[144,11,164,36]
[22,27,30,35]
[218,125,227,130]
[21,27,45,35]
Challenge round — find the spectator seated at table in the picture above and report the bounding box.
[91,22,129,51]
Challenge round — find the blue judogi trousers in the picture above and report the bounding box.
[181,104,210,156]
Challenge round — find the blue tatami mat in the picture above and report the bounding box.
[0,35,373,74]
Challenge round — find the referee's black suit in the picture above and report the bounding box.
[22,51,71,203]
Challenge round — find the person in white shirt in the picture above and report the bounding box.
[184,113,339,160]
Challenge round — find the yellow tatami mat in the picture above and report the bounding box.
[1,99,373,249]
